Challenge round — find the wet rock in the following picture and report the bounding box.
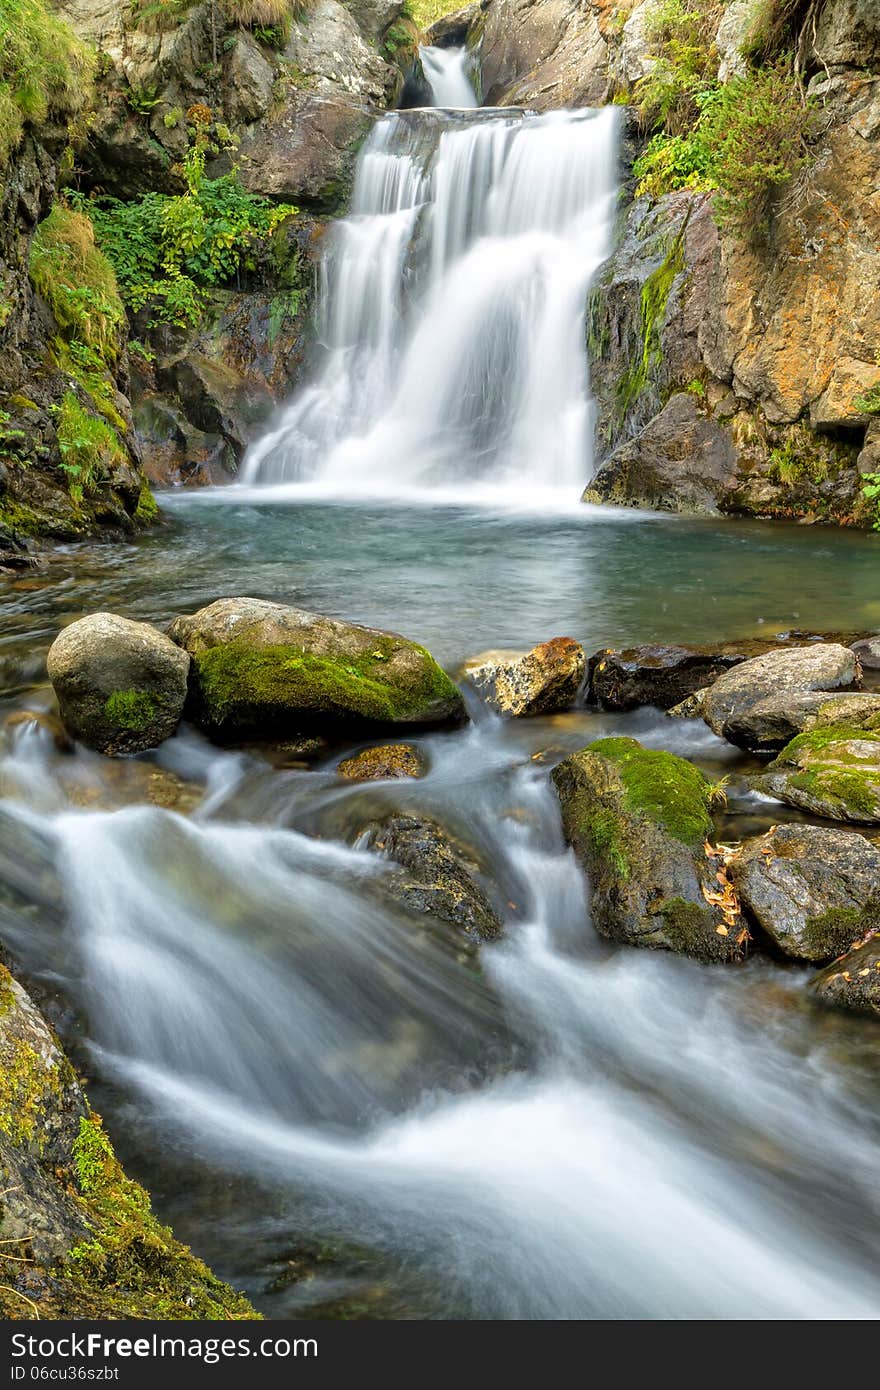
[474,0,609,109]
[763,726,880,823]
[224,31,275,127]
[701,644,859,748]
[724,690,880,751]
[427,3,483,47]
[851,636,880,670]
[809,929,880,1020]
[552,736,748,962]
[169,597,465,740]
[366,814,502,941]
[337,743,426,781]
[47,613,190,756]
[730,824,880,961]
[463,637,585,717]
[588,641,774,712]
[583,392,739,515]
[0,962,256,1318]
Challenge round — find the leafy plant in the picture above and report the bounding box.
[861,473,880,530]
[75,142,298,327]
[125,84,161,116]
[853,383,880,416]
[54,391,126,502]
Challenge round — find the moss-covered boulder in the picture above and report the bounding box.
[0,963,255,1319]
[730,824,880,961]
[462,637,586,717]
[337,743,426,781]
[552,736,748,962]
[809,928,880,1021]
[763,725,880,822]
[701,644,860,749]
[364,814,503,944]
[47,613,190,756]
[168,597,465,740]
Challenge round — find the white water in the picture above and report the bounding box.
[2,716,879,1318]
[421,44,478,108]
[241,104,620,502]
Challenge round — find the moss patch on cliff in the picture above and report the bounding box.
[616,224,687,420]
[588,735,713,846]
[30,207,125,365]
[59,1114,257,1319]
[0,0,95,168]
[55,393,127,503]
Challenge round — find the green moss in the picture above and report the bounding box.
[0,0,95,169]
[616,222,687,420]
[660,896,714,944]
[104,689,158,732]
[771,725,880,818]
[775,724,880,760]
[587,806,631,881]
[61,1115,257,1320]
[589,735,713,846]
[195,638,461,730]
[134,481,159,524]
[0,1020,63,1151]
[29,206,125,365]
[788,768,879,817]
[802,905,863,959]
[0,963,15,1016]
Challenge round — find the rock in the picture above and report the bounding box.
[851,636,880,670]
[46,613,190,756]
[337,743,426,781]
[809,929,880,1020]
[552,736,748,962]
[724,690,880,751]
[366,814,502,941]
[583,392,739,515]
[588,640,777,712]
[345,0,406,41]
[813,0,880,69]
[427,3,483,47]
[763,725,880,823]
[715,0,762,82]
[856,420,880,477]
[701,644,859,747]
[0,961,256,1318]
[224,32,275,127]
[730,824,880,961]
[168,597,465,740]
[474,0,609,109]
[463,637,585,717]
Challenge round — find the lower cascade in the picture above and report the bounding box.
[241,102,620,500]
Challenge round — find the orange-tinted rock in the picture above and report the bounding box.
[337,743,426,781]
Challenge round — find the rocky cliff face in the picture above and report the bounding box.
[449,0,880,524]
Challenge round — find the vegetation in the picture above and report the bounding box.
[29,207,125,364]
[55,392,127,503]
[616,220,686,420]
[630,0,811,233]
[76,142,298,327]
[587,736,713,847]
[0,0,95,168]
[406,0,449,29]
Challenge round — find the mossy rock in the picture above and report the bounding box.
[168,597,465,741]
[552,737,748,962]
[809,927,880,1021]
[730,824,880,961]
[0,966,256,1320]
[763,724,880,823]
[47,612,190,756]
[337,743,426,781]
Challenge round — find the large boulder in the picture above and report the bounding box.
[365,814,502,943]
[463,637,585,717]
[47,613,190,756]
[701,644,859,747]
[763,725,880,823]
[588,640,773,712]
[809,929,880,1020]
[552,736,748,962]
[473,0,609,109]
[730,824,880,961]
[723,690,880,751]
[168,597,465,739]
[0,962,255,1318]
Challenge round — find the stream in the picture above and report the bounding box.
[1,70,880,1320]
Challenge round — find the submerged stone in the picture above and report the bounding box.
[463,637,586,717]
[552,736,748,962]
[337,743,426,781]
[168,597,465,740]
[730,824,880,961]
[365,814,503,942]
[46,613,190,756]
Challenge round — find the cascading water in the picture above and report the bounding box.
[241,103,620,502]
[420,45,478,108]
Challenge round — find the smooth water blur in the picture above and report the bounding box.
[421,45,478,108]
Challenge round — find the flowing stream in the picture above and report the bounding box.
[1,77,880,1319]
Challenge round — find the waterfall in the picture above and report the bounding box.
[421,45,478,108]
[241,104,620,502]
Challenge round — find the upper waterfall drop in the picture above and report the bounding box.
[420,45,478,108]
[241,103,621,503]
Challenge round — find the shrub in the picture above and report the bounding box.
[29,206,125,364]
[0,0,95,167]
[854,383,880,416]
[75,145,298,328]
[634,0,721,135]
